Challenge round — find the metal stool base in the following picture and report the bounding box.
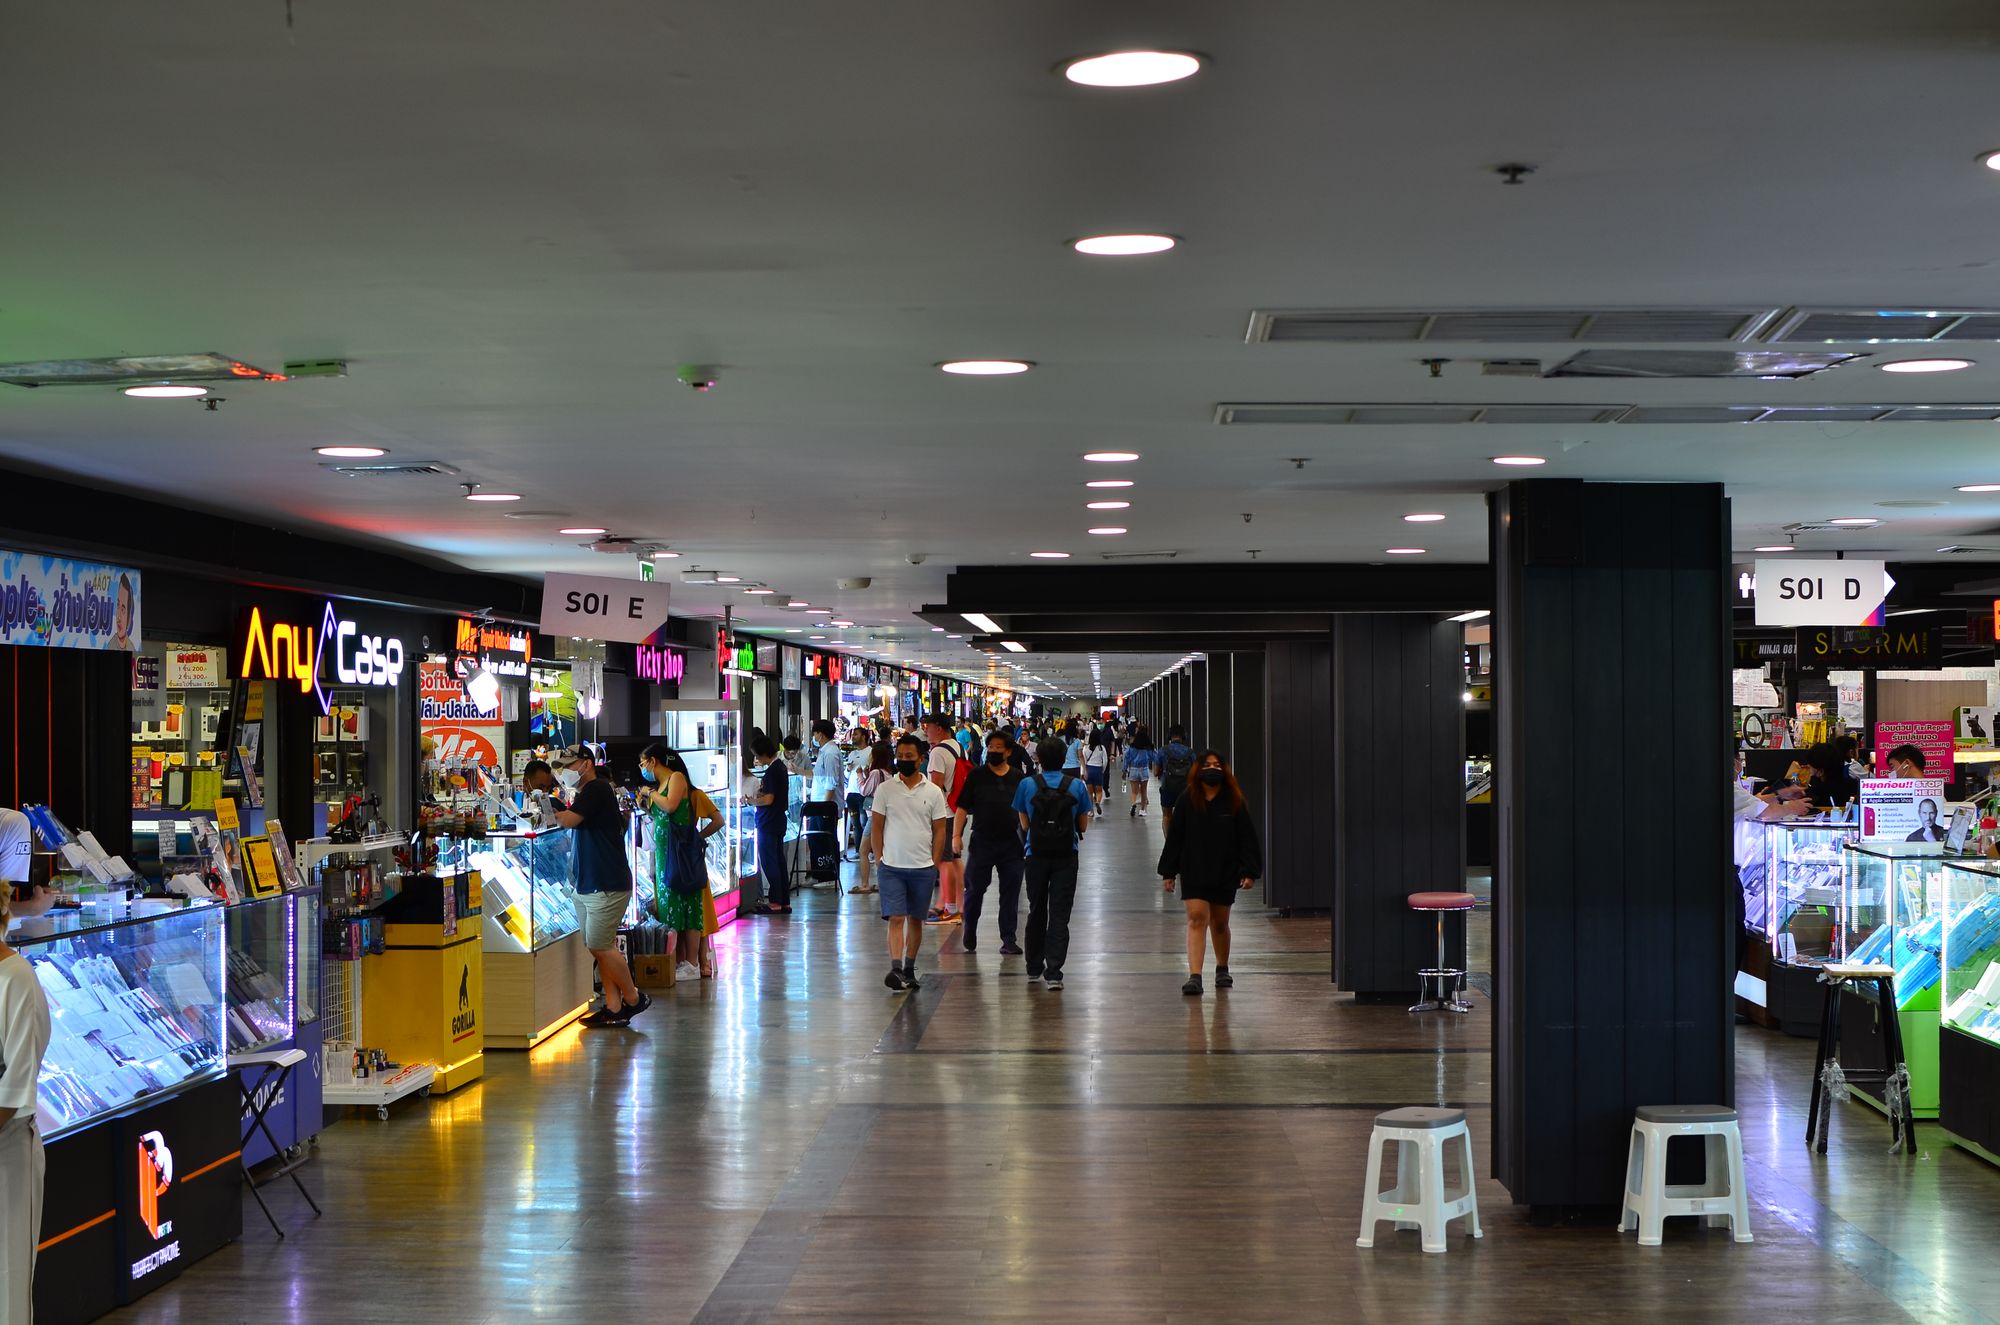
[1410,967,1472,1014]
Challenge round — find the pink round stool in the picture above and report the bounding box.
[1408,891,1477,1013]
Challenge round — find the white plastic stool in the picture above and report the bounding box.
[1356,1106,1483,1253]
[1617,1104,1753,1246]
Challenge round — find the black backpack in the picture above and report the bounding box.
[1027,775,1079,856]
[1161,746,1194,793]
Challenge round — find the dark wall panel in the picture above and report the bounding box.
[1491,480,1732,1211]
[1331,616,1466,996]
[1231,653,1268,868]
[1,645,130,857]
[1263,638,1334,913]
[1189,658,1210,752]
[1206,654,1234,761]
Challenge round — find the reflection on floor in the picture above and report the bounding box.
[109,795,2000,1324]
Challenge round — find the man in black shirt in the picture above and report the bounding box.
[553,745,649,1026]
[953,730,1029,954]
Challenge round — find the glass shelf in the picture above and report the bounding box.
[1941,859,2000,1044]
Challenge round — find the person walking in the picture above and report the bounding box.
[1083,728,1112,813]
[0,884,53,1323]
[922,714,968,925]
[1013,737,1094,990]
[1159,751,1262,996]
[871,734,951,991]
[1122,726,1158,818]
[955,729,1028,954]
[844,730,875,859]
[747,734,792,915]
[1157,725,1195,832]
[554,746,652,1025]
[851,741,892,895]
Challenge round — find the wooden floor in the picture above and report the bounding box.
[107,797,2000,1324]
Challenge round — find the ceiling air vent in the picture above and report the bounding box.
[1214,402,1628,425]
[0,352,286,387]
[1933,545,2000,555]
[1764,308,2000,343]
[319,461,461,477]
[1751,407,1894,423]
[1783,521,1868,534]
[1245,308,1776,345]
[1620,406,1771,424]
[1545,350,1862,379]
[1874,405,2000,422]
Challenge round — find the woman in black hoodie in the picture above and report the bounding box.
[1158,750,1263,996]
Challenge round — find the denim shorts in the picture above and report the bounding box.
[877,865,937,919]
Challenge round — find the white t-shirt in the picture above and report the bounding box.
[1085,745,1108,769]
[0,949,51,1114]
[872,775,950,869]
[927,741,960,796]
[845,744,873,793]
[0,808,30,886]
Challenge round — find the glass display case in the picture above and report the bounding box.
[1843,845,1952,1007]
[223,893,296,1051]
[1942,859,2000,1044]
[14,901,227,1141]
[652,701,745,919]
[1763,818,1858,964]
[444,830,579,953]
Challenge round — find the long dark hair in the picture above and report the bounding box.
[869,740,894,773]
[640,743,689,779]
[1132,725,1154,751]
[1183,750,1245,815]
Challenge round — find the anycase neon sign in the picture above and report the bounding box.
[240,603,406,713]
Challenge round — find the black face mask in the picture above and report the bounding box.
[896,759,920,777]
[987,751,1007,767]
[1198,768,1226,786]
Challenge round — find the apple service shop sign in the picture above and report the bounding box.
[541,572,673,644]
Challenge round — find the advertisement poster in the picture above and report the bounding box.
[0,548,141,651]
[1956,706,1997,749]
[163,646,224,689]
[1858,777,1949,843]
[1875,720,1955,779]
[420,661,506,769]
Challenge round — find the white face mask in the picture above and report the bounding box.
[557,769,582,789]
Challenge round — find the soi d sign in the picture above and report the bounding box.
[1751,559,1895,628]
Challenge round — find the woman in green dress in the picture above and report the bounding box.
[639,744,707,979]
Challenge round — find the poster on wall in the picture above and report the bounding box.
[1874,720,1955,779]
[1859,777,1950,844]
[420,661,507,769]
[163,646,224,688]
[0,548,141,651]
[1955,706,1997,749]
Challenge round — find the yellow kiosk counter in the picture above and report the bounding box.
[362,863,486,1092]
[445,830,593,1048]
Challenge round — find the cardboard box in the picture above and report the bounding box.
[631,953,677,988]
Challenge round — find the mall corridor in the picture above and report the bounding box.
[102,799,1999,1325]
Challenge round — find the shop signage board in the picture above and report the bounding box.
[0,547,142,651]
[1752,559,1893,627]
[634,643,687,685]
[162,647,224,688]
[1797,624,1939,669]
[1732,637,1795,666]
[239,603,406,714]
[1875,720,1955,779]
[1858,776,1949,843]
[540,572,672,644]
[454,618,530,676]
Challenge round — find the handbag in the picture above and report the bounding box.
[665,812,706,895]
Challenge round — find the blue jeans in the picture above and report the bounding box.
[759,821,789,908]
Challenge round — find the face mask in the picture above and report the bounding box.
[987,751,1007,767]
[640,766,657,783]
[557,769,581,789]
[1198,769,1225,787]
[896,759,919,777]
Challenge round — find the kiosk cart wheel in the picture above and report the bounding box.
[376,1105,391,1121]
[418,1085,432,1098]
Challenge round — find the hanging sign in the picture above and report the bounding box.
[1752,559,1893,627]
[0,548,142,651]
[239,603,406,714]
[540,572,672,644]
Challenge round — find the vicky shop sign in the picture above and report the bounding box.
[0,548,142,651]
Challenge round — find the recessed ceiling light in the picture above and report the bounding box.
[1956,484,2000,493]
[123,384,208,398]
[1492,456,1547,467]
[1088,527,1128,535]
[939,359,1032,375]
[932,626,944,631]
[1827,517,1879,526]
[831,619,855,627]
[466,492,522,502]
[1002,640,1028,652]
[807,608,833,615]
[559,526,608,535]
[1030,551,1071,559]
[810,635,826,640]
[1878,358,1974,373]
[652,550,681,559]
[1753,545,1797,552]
[1086,500,1132,510]
[315,445,388,459]
[1085,479,1135,489]
[1403,513,1446,523]
[1062,50,1203,87]
[1083,451,1140,463]
[743,587,776,595]
[1981,149,2000,171]
[946,633,962,639]
[1449,610,1492,622]
[1384,547,1426,555]
[715,574,742,583]
[1072,234,1177,256]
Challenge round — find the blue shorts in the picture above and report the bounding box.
[1086,766,1108,788]
[877,865,937,919]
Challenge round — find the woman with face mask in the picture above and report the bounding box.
[1158,751,1263,996]
[636,744,711,978]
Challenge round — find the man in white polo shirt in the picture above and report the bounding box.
[869,733,951,992]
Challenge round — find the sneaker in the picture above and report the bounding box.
[1044,974,1064,991]
[1026,969,1044,984]
[925,912,951,926]
[1138,808,1147,818]
[1129,804,1137,818]
[1000,942,1023,956]
[580,1007,627,1028]
[1215,968,1234,989]
[904,967,923,990]
[1182,974,1203,996]
[619,991,653,1020]
[885,968,910,992]
[676,961,701,980]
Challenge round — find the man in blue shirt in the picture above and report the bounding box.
[749,734,791,914]
[1011,737,1094,990]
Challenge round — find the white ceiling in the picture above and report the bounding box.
[10,0,2000,694]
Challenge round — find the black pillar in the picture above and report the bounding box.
[1206,654,1235,759]
[1189,658,1210,752]
[1263,637,1333,913]
[1230,653,1266,862]
[1331,615,1465,998]
[1491,479,1732,1211]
